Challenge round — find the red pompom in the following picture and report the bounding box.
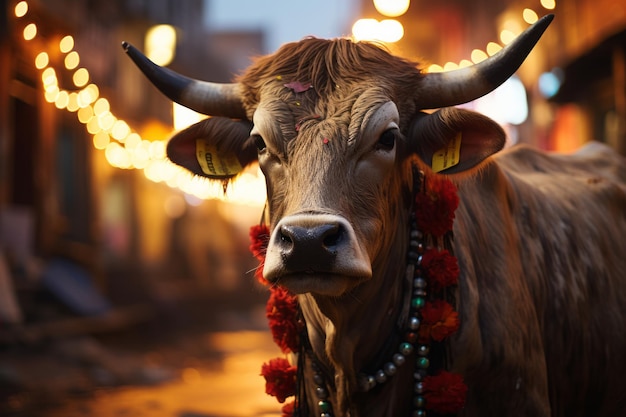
[266,286,301,353]
[421,248,459,292]
[249,224,270,284]
[261,357,297,403]
[281,400,295,417]
[423,370,467,414]
[414,175,459,237]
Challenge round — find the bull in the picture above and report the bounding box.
[122,14,626,416]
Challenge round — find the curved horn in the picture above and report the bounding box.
[121,42,247,119]
[418,14,554,109]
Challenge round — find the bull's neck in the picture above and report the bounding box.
[298,209,412,415]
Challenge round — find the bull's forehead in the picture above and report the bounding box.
[251,85,396,153]
[253,87,401,216]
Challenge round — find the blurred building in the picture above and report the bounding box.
[363,0,626,153]
[0,0,265,334]
[1,0,625,334]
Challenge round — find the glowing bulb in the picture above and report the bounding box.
[35,52,49,69]
[145,25,177,66]
[41,67,56,86]
[125,133,141,149]
[443,62,459,72]
[77,106,93,123]
[93,132,110,150]
[15,1,28,17]
[105,142,131,168]
[351,18,403,43]
[378,19,404,43]
[523,9,539,24]
[373,0,410,17]
[73,68,89,87]
[459,59,473,68]
[500,29,517,45]
[64,51,79,70]
[471,49,488,63]
[80,84,99,105]
[427,64,443,73]
[149,140,167,159]
[97,112,116,131]
[23,23,37,40]
[93,98,110,115]
[87,117,102,134]
[67,93,80,112]
[44,86,59,103]
[486,42,503,56]
[352,19,379,41]
[541,0,556,10]
[54,90,69,109]
[111,120,131,141]
[59,36,74,53]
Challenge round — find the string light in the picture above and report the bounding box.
[12,0,265,205]
[424,1,556,73]
[14,0,555,204]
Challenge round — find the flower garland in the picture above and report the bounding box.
[250,172,467,416]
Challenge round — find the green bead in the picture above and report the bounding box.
[411,297,425,309]
[417,357,430,369]
[400,342,414,355]
[318,400,331,413]
[414,395,425,408]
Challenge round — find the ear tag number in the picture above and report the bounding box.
[196,140,242,177]
[432,133,461,173]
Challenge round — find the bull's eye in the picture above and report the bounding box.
[376,129,396,151]
[253,135,266,151]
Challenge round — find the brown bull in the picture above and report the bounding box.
[123,14,626,416]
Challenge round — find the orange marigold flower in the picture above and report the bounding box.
[419,300,460,343]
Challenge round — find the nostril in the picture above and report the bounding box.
[322,224,344,249]
[279,226,294,246]
[280,232,293,244]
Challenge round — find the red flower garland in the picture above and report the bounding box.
[266,286,300,353]
[250,174,467,415]
[414,175,459,237]
[260,357,297,403]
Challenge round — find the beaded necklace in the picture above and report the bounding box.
[251,168,467,416]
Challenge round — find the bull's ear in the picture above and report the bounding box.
[167,117,256,179]
[409,107,506,174]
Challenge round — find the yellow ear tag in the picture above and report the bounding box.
[432,133,462,173]
[196,140,242,177]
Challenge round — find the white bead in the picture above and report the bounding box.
[384,362,397,376]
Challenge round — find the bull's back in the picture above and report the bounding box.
[493,142,626,416]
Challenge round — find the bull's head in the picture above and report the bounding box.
[123,15,553,299]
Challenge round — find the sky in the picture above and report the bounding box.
[203,0,361,53]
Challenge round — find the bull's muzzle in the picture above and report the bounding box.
[263,214,372,295]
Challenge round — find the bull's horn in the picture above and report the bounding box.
[121,41,246,119]
[418,14,554,109]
